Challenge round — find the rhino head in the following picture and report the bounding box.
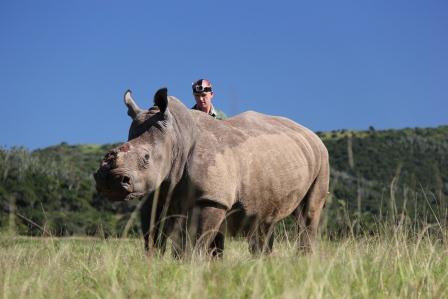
[94,88,178,201]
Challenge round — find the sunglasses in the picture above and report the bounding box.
[192,85,212,93]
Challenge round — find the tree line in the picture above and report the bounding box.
[1,126,447,237]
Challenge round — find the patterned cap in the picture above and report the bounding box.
[192,79,213,93]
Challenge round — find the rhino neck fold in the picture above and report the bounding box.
[164,97,199,188]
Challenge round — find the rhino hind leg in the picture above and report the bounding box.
[295,166,329,253]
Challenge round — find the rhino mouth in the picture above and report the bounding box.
[98,190,145,202]
[124,192,145,201]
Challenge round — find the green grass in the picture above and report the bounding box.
[1,229,447,299]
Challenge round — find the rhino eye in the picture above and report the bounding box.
[139,154,150,169]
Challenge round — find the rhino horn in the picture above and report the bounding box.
[124,89,143,119]
[154,87,168,115]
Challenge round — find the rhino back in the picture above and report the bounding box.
[188,111,327,221]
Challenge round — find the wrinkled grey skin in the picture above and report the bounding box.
[94,88,329,257]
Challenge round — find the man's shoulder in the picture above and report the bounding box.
[213,108,227,120]
[191,104,227,120]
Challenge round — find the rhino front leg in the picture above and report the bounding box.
[248,222,275,255]
[193,203,227,257]
[209,226,225,257]
[170,216,188,259]
[144,223,168,255]
[140,196,168,255]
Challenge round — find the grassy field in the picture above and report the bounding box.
[1,228,447,299]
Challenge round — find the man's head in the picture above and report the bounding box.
[192,79,214,113]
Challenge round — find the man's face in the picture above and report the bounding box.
[193,92,214,113]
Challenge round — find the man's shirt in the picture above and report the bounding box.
[191,104,227,120]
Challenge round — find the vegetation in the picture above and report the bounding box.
[0,125,447,237]
[1,125,447,298]
[1,226,447,298]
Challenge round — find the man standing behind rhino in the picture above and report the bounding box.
[191,79,227,120]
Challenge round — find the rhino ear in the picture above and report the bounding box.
[124,89,143,119]
[154,87,168,115]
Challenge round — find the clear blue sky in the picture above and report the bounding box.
[1,0,447,150]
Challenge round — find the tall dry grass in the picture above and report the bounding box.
[1,220,447,299]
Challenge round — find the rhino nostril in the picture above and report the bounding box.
[121,176,132,191]
[122,176,131,185]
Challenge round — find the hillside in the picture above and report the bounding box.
[1,126,447,237]
[319,126,447,235]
